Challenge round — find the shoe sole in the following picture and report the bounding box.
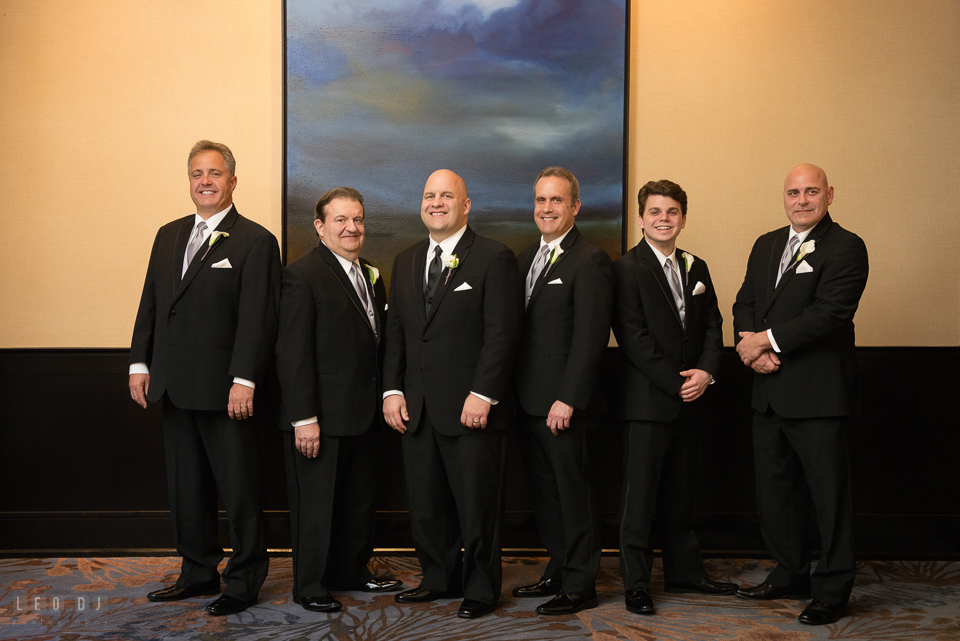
[537,600,599,616]
[625,604,655,615]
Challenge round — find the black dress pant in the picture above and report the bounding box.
[516,410,601,595]
[162,396,269,603]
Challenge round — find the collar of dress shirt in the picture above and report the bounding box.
[647,242,681,279]
[193,206,232,238]
[538,226,573,254]
[787,219,818,247]
[321,239,362,276]
[426,224,468,280]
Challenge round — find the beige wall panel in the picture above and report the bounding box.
[0,0,282,347]
[628,0,960,345]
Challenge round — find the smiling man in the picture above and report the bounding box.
[382,169,522,619]
[612,179,735,616]
[129,140,281,616]
[512,167,613,615]
[275,187,401,614]
[732,164,869,625]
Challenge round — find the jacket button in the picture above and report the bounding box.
[170,309,177,316]
[422,336,427,342]
[762,318,767,324]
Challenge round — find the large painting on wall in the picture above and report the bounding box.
[285,0,627,282]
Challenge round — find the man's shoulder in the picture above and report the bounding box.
[228,210,277,240]
[470,231,513,255]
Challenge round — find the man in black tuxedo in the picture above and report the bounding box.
[512,167,612,615]
[129,140,280,616]
[612,180,737,616]
[382,169,522,619]
[733,164,868,625]
[275,187,402,613]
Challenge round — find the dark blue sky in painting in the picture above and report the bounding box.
[286,0,625,262]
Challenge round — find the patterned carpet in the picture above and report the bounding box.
[2,556,959,640]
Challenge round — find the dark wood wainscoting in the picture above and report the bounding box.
[1,347,957,558]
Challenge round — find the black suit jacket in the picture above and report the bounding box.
[732,213,869,418]
[275,242,387,435]
[383,226,523,436]
[612,238,723,422]
[130,205,281,410]
[515,226,613,417]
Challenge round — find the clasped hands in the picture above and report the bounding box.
[736,331,781,374]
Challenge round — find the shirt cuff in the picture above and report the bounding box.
[383,390,404,400]
[233,377,256,389]
[292,417,318,428]
[766,329,781,353]
[129,363,150,375]
[470,391,497,405]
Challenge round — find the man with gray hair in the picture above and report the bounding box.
[129,140,281,616]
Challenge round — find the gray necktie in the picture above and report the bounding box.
[350,263,376,332]
[424,245,443,313]
[182,221,208,278]
[664,257,686,328]
[776,235,800,286]
[525,245,551,307]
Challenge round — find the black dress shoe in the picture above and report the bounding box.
[294,595,343,613]
[512,578,562,598]
[664,578,738,595]
[359,578,403,592]
[205,594,250,616]
[536,591,599,615]
[736,581,811,600]
[395,587,446,603]
[624,588,655,615]
[798,600,844,625]
[147,579,220,602]
[457,599,495,618]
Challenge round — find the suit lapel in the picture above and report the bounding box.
[412,240,429,325]
[174,206,237,303]
[638,238,684,328]
[527,225,580,310]
[359,258,382,341]
[425,226,475,327]
[170,216,193,293]
[765,213,834,313]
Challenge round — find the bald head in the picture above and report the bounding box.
[783,163,833,232]
[421,169,471,242]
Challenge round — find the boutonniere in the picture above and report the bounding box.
[681,251,695,285]
[200,231,229,262]
[548,245,564,264]
[366,265,380,285]
[442,253,459,285]
[796,239,816,262]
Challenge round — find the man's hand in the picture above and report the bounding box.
[736,331,773,365]
[228,383,255,420]
[295,422,321,458]
[751,351,781,374]
[383,395,409,434]
[678,369,711,402]
[546,401,574,436]
[129,374,150,409]
[461,395,491,429]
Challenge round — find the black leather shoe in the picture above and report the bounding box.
[294,595,343,613]
[359,578,403,592]
[147,579,220,602]
[205,594,250,616]
[512,578,562,598]
[457,599,495,618]
[624,588,655,615]
[395,587,445,603]
[536,591,599,615]
[798,600,844,625]
[736,581,811,600]
[664,578,738,595]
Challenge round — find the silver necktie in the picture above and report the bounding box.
[182,221,208,278]
[525,245,551,306]
[776,235,800,286]
[665,257,686,328]
[351,263,375,331]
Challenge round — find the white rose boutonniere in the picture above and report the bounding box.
[367,265,380,285]
[442,253,459,285]
[796,239,816,263]
[681,251,695,284]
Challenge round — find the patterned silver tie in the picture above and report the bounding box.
[182,221,208,278]
[351,263,375,331]
[776,235,800,286]
[525,245,551,307]
[665,258,686,328]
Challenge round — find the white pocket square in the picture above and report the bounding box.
[211,258,232,269]
[796,260,814,274]
[453,282,473,292]
[691,281,706,295]
[547,278,563,285]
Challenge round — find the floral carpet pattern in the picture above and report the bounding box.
[1,556,958,640]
